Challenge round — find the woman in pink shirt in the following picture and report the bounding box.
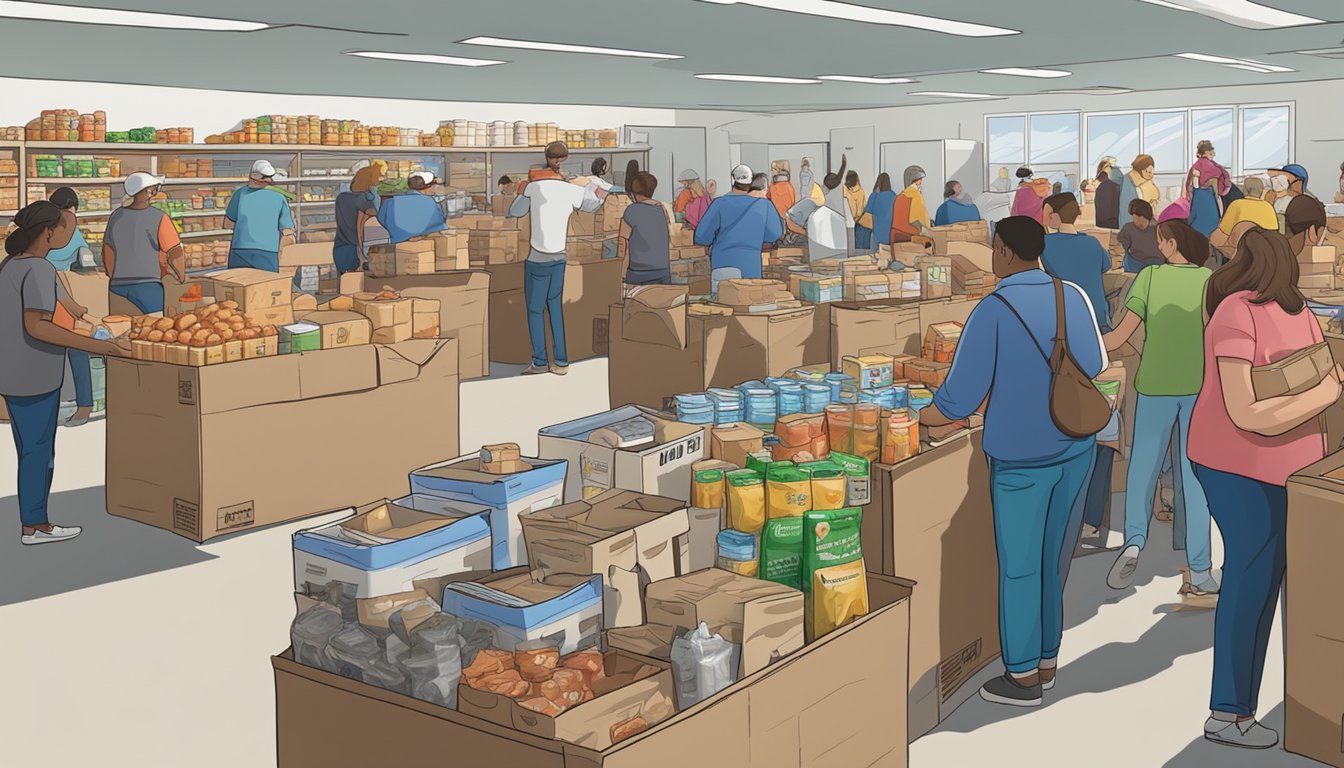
[1188,228,1344,751]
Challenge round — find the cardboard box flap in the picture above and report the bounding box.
[57,270,110,319]
[376,338,458,386]
[622,286,690,350]
[295,345,380,401]
[606,623,681,661]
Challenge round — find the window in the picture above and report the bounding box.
[1029,113,1079,165]
[1191,108,1234,172]
[1086,113,1140,173]
[1142,111,1187,174]
[987,115,1025,165]
[1241,105,1291,172]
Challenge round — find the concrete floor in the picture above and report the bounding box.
[0,358,1319,767]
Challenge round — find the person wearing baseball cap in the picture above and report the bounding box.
[1269,163,1312,232]
[693,164,784,297]
[222,159,296,271]
[103,171,183,315]
[375,168,448,245]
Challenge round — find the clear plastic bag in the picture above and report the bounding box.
[669,622,739,710]
[400,614,464,709]
[290,603,344,673]
[324,623,382,682]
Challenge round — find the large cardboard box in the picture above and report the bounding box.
[863,429,999,739]
[521,489,691,627]
[272,574,912,768]
[208,268,293,313]
[373,271,491,379]
[488,259,623,365]
[1285,452,1344,767]
[538,405,706,503]
[829,299,922,368]
[105,340,460,542]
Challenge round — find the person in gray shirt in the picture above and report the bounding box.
[2,202,129,545]
[620,172,673,285]
[103,172,185,315]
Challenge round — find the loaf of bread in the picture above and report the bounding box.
[463,648,514,683]
[519,697,566,716]
[610,715,649,744]
[516,646,560,682]
[559,650,605,686]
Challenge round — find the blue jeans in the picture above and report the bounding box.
[524,259,567,368]
[332,243,361,275]
[68,349,94,408]
[228,248,280,272]
[1079,444,1116,530]
[1194,463,1287,717]
[1124,394,1212,572]
[990,445,1096,674]
[710,267,743,299]
[4,389,61,527]
[109,281,164,314]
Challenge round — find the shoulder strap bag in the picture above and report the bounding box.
[992,279,1113,438]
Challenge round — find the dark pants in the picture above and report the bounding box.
[228,248,280,272]
[333,243,361,275]
[1194,463,1287,717]
[4,389,61,527]
[109,281,164,314]
[524,258,567,369]
[1080,445,1116,531]
[68,349,93,408]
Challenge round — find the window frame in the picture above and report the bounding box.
[1236,102,1294,175]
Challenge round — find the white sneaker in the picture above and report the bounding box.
[1107,545,1141,590]
[21,525,83,546]
[1204,716,1279,749]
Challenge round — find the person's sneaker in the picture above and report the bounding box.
[21,525,83,546]
[979,673,1042,707]
[1039,666,1056,691]
[1108,545,1141,590]
[550,364,569,376]
[1189,570,1221,595]
[1204,716,1279,749]
[521,365,550,376]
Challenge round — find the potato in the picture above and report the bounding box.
[229,319,245,331]
[189,336,207,348]
[174,314,198,331]
[147,330,164,342]
[204,303,220,314]
[212,322,230,334]
[152,317,174,332]
[262,325,278,337]
[215,309,233,322]
[220,328,235,341]
[206,333,222,345]
[192,329,211,343]
[162,330,178,343]
[221,300,239,310]
[239,328,258,340]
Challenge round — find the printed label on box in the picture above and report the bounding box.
[579,452,613,498]
[217,501,256,532]
[177,371,196,406]
[172,498,200,537]
[658,434,703,468]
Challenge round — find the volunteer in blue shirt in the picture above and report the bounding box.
[1040,192,1112,333]
[377,171,449,245]
[46,188,97,427]
[694,164,784,297]
[863,173,897,250]
[935,180,982,226]
[224,159,296,272]
[920,216,1107,709]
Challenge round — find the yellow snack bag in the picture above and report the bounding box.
[800,461,847,512]
[803,507,869,642]
[725,470,765,534]
[766,464,812,519]
[692,467,726,509]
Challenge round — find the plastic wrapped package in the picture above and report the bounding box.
[858,387,897,410]
[741,384,778,427]
[908,387,934,412]
[824,405,853,455]
[669,622,739,710]
[852,404,882,461]
[803,507,869,642]
[675,393,714,425]
[693,465,727,509]
[766,464,812,518]
[716,529,759,577]
[385,631,411,668]
[881,409,920,465]
[801,461,847,511]
[801,384,830,414]
[400,613,464,708]
[363,658,411,696]
[759,517,805,590]
[767,378,804,416]
[725,470,765,534]
[325,623,382,682]
[291,603,344,672]
[458,618,498,669]
[388,598,443,645]
[708,388,744,425]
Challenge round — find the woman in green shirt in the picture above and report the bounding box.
[1101,220,1217,595]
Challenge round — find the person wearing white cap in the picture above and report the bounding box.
[375,169,448,245]
[102,171,183,314]
[222,159,296,271]
[693,164,784,297]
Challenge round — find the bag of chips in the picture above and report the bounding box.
[798,460,846,511]
[693,466,727,510]
[759,517,804,590]
[766,464,811,519]
[725,470,765,534]
[803,507,869,642]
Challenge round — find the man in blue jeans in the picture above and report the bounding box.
[920,216,1107,708]
[508,142,605,375]
[103,172,185,315]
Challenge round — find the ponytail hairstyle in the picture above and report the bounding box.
[50,187,80,211]
[590,157,608,178]
[5,201,65,258]
[625,159,640,187]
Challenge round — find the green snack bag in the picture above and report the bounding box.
[830,451,871,507]
[759,517,804,590]
[803,507,868,641]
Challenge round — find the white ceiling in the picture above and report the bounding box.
[1,0,1342,113]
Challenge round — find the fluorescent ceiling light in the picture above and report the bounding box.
[982,67,1072,79]
[460,36,681,60]
[697,73,821,84]
[696,0,1018,38]
[817,75,914,84]
[1047,87,1133,96]
[0,0,266,30]
[1176,52,1295,74]
[346,51,504,67]
[909,91,996,99]
[1137,0,1321,29]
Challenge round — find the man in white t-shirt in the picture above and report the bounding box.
[508,142,605,376]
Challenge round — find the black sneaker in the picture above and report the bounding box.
[979,673,1043,707]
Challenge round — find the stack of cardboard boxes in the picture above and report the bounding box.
[1299,242,1338,294]
[368,231,471,277]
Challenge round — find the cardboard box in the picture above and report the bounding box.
[374,271,491,380]
[106,340,460,542]
[1252,342,1335,399]
[278,242,335,268]
[538,405,706,503]
[1285,452,1344,767]
[638,569,804,678]
[208,268,293,313]
[521,490,692,627]
[711,423,765,469]
[304,310,372,349]
[488,260,623,365]
[273,574,912,768]
[457,650,676,751]
[862,429,999,739]
[842,354,895,390]
[621,285,689,350]
[829,299,922,367]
